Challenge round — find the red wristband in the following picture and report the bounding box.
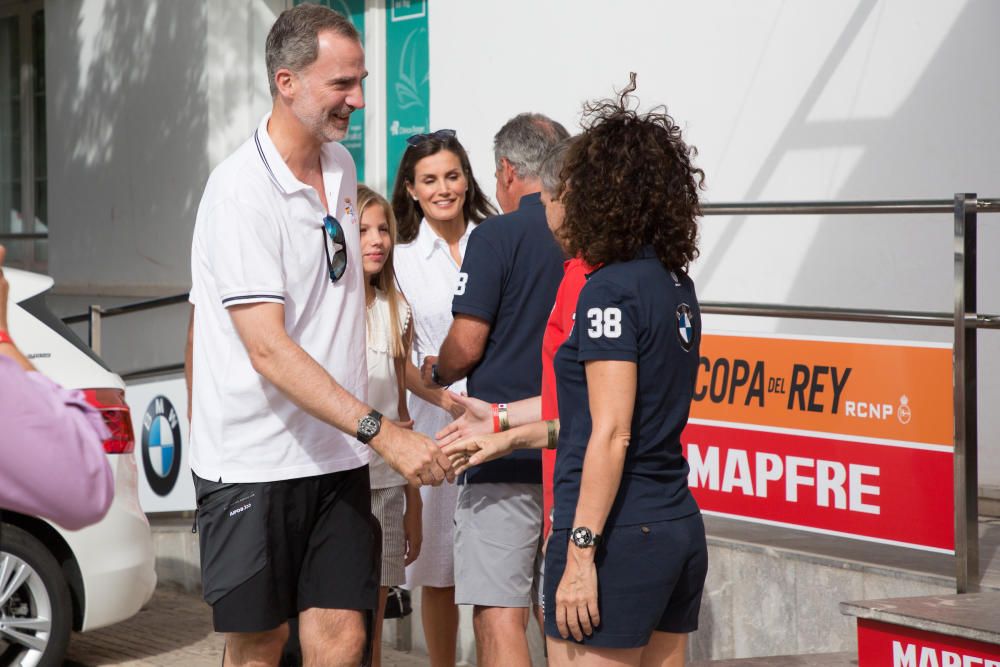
[0,330,13,346]
[491,403,501,433]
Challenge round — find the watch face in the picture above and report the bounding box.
[359,416,378,437]
[572,527,593,547]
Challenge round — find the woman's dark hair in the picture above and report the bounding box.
[557,74,704,272]
[390,134,497,243]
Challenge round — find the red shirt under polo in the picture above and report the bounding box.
[541,257,593,535]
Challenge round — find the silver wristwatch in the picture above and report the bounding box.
[571,526,602,549]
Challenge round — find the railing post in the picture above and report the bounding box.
[88,305,103,356]
[953,193,979,593]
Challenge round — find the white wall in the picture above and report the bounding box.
[46,0,283,296]
[43,0,285,374]
[428,0,1000,487]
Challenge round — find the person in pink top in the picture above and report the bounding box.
[0,245,113,531]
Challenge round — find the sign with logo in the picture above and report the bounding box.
[684,332,953,552]
[857,619,1000,666]
[298,0,367,181]
[127,377,196,512]
[385,0,429,189]
[141,395,182,496]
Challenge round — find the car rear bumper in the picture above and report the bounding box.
[58,455,157,632]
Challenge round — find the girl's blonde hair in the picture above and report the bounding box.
[357,184,409,359]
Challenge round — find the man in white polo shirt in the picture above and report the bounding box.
[188,5,453,666]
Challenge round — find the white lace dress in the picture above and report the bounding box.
[395,220,473,588]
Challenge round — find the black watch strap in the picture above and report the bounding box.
[431,363,450,387]
[357,409,383,444]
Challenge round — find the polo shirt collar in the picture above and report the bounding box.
[638,245,657,259]
[253,113,344,200]
[416,218,476,260]
[518,192,543,208]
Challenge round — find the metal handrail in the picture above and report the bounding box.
[63,194,997,593]
[701,302,1000,329]
[0,232,48,240]
[701,198,1000,215]
[63,293,190,325]
[65,296,1000,331]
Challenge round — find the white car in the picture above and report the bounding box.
[0,268,157,667]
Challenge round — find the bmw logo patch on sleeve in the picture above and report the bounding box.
[676,303,694,351]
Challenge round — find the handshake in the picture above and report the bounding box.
[371,390,502,487]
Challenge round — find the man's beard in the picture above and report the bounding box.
[298,104,352,143]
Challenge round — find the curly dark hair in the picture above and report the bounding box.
[557,74,704,272]
[390,134,497,243]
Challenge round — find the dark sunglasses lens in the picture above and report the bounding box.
[324,216,348,282]
[330,251,347,281]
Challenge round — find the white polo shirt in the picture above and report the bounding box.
[189,113,369,483]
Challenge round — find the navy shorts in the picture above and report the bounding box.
[543,512,707,648]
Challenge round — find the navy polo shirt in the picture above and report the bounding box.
[452,192,564,484]
[552,246,702,530]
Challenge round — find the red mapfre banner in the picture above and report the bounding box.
[683,333,954,553]
[683,424,953,551]
[857,620,1000,666]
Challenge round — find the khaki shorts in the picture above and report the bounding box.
[454,482,543,608]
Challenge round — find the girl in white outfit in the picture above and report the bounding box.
[391,130,497,666]
[357,185,422,667]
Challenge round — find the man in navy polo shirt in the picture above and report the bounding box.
[421,112,568,666]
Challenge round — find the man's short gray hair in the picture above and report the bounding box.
[265,3,360,98]
[494,113,570,180]
[538,138,575,195]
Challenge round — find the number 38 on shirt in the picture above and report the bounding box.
[586,307,622,339]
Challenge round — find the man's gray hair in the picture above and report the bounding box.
[493,113,570,180]
[538,138,575,195]
[265,3,360,98]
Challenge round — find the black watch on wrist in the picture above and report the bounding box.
[357,410,383,444]
[430,363,449,388]
[570,526,602,549]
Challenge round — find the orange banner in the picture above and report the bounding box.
[689,333,953,446]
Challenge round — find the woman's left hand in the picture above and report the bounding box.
[555,546,600,641]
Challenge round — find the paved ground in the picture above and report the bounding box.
[64,586,429,666]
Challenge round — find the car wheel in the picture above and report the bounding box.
[0,523,73,667]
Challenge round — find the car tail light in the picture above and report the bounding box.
[83,388,135,454]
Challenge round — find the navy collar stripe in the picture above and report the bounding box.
[253,129,280,186]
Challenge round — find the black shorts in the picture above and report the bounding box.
[193,467,381,633]
[543,512,708,648]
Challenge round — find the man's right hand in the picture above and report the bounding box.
[372,423,454,487]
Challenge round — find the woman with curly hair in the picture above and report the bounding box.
[443,76,707,666]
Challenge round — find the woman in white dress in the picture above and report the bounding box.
[392,129,497,667]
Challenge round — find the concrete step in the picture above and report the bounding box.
[841,592,1000,647]
[690,652,857,666]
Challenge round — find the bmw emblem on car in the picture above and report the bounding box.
[141,396,182,496]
